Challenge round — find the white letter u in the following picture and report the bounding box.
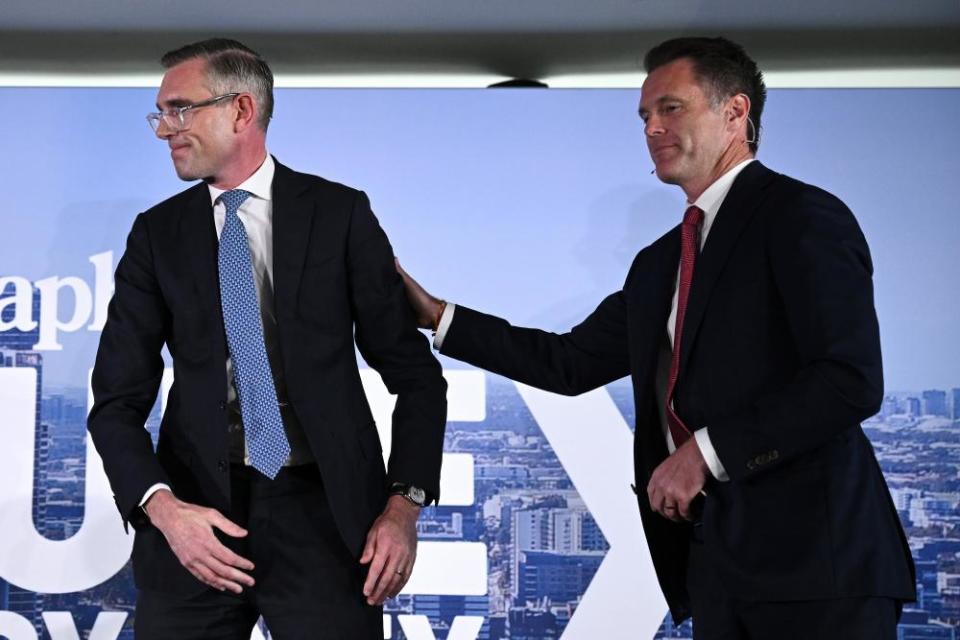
[0,368,133,593]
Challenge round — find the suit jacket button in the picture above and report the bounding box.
[217,460,228,472]
[218,401,226,411]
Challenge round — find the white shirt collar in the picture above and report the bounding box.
[207,153,275,206]
[690,158,754,217]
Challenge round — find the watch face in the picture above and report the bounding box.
[409,486,427,505]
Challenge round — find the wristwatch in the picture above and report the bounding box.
[389,482,428,507]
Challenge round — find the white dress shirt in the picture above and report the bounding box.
[434,158,755,482]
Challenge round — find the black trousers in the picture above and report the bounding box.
[135,464,383,640]
[686,528,898,640]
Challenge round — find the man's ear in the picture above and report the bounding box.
[726,93,752,139]
[234,93,258,133]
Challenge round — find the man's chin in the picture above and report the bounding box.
[653,166,681,186]
[173,163,204,183]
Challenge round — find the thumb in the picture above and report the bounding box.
[209,510,248,538]
[359,532,376,565]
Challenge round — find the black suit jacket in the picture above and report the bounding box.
[88,159,447,594]
[439,161,915,621]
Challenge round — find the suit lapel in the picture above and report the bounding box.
[270,159,315,318]
[678,161,777,373]
[180,184,220,313]
[629,229,680,467]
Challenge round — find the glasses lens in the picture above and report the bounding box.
[178,109,194,131]
[147,112,185,134]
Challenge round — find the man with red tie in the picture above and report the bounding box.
[397,36,914,639]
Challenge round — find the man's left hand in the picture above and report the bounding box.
[360,495,420,605]
[647,437,709,522]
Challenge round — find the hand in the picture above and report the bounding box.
[647,437,708,522]
[360,495,420,605]
[144,489,255,593]
[395,258,444,330]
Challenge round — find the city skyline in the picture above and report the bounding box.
[3,348,959,638]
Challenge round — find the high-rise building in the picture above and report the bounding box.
[881,396,900,418]
[512,509,552,598]
[552,510,581,553]
[1,350,48,634]
[906,397,922,417]
[516,550,604,605]
[922,390,949,417]
[15,352,48,535]
[951,388,960,421]
[0,283,40,351]
[580,513,607,552]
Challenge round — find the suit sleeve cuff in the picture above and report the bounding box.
[139,483,172,508]
[433,302,457,350]
[694,428,729,482]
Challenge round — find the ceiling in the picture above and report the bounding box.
[2,0,958,84]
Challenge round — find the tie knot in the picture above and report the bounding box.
[219,189,253,215]
[683,205,704,227]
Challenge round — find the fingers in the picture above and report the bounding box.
[390,562,412,599]
[647,470,689,522]
[362,539,388,602]
[209,541,255,574]
[208,509,248,538]
[207,556,256,593]
[183,550,252,593]
[393,257,439,329]
[646,471,663,517]
[163,505,255,593]
[366,552,412,605]
[361,519,416,605]
[359,529,376,566]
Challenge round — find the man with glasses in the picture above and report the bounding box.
[88,38,447,639]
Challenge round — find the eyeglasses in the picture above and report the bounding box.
[146,93,239,133]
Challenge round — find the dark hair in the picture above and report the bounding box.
[161,38,273,130]
[644,37,766,152]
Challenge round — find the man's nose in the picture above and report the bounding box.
[644,116,664,137]
[155,117,176,139]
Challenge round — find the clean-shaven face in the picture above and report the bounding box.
[154,58,237,183]
[638,58,735,194]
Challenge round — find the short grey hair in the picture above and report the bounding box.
[161,38,274,130]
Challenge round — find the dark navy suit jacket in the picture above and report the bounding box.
[439,161,915,621]
[88,159,447,594]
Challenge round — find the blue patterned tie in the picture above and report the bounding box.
[217,189,290,479]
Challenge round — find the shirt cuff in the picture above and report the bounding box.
[433,302,457,350]
[694,428,729,482]
[139,483,172,509]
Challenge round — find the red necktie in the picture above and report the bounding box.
[665,205,704,448]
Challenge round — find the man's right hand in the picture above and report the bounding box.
[144,489,255,593]
[395,258,443,330]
